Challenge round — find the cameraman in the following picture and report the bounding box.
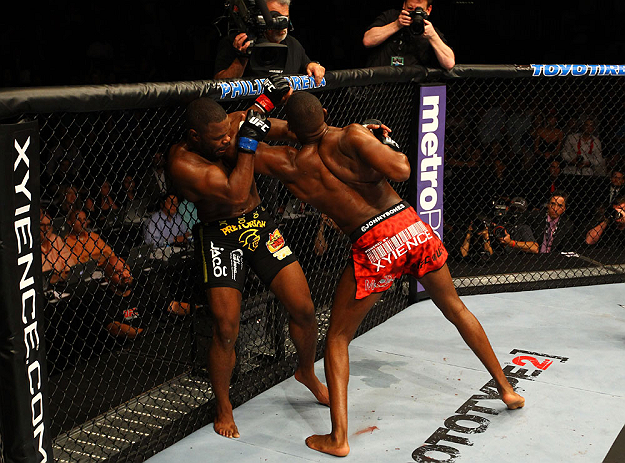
[460,199,534,262]
[362,0,455,70]
[585,196,625,247]
[214,0,325,84]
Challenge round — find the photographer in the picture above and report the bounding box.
[214,0,325,84]
[585,196,625,247]
[459,215,494,264]
[460,198,535,262]
[362,0,454,70]
[489,197,536,254]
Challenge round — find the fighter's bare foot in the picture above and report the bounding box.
[213,412,240,438]
[306,434,350,457]
[294,369,330,406]
[501,389,525,410]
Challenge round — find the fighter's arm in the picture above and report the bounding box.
[342,125,411,182]
[266,117,298,143]
[177,154,256,207]
[253,142,298,180]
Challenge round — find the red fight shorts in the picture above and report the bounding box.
[349,201,448,299]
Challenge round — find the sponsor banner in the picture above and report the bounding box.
[412,349,568,462]
[217,75,327,100]
[531,64,625,77]
[0,121,52,462]
[415,85,446,293]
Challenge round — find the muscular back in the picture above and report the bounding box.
[256,123,410,235]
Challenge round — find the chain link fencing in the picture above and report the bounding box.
[443,72,625,293]
[31,77,414,462]
[0,65,623,462]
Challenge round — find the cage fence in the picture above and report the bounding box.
[1,66,624,462]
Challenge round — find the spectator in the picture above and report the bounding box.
[503,191,575,254]
[528,159,566,210]
[598,168,625,210]
[50,184,92,223]
[40,209,70,281]
[61,209,146,339]
[363,0,454,70]
[504,95,534,169]
[91,179,120,226]
[121,174,138,205]
[46,133,84,183]
[48,157,77,198]
[144,194,190,247]
[120,173,151,221]
[178,198,199,229]
[62,209,133,288]
[585,196,625,247]
[533,112,564,172]
[313,214,342,257]
[561,118,606,177]
[214,0,325,84]
[477,96,506,150]
[482,140,517,202]
[142,150,170,211]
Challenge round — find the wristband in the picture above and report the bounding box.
[237,137,258,153]
[511,240,516,248]
[255,94,274,114]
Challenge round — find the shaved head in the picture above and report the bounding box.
[285,92,325,136]
[186,98,227,132]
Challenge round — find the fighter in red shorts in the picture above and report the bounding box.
[252,90,525,457]
[349,200,448,299]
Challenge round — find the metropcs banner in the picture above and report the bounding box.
[416,85,446,293]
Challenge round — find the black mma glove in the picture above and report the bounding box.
[255,75,290,114]
[237,110,271,153]
[361,118,401,152]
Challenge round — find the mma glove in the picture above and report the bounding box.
[361,118,401,152]
[255,75,290,114]
[238,110,271,153]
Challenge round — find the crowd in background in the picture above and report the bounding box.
[443,88,625,261]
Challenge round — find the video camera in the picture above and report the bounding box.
[490,197,527,240]
[408,7,429,35]
[471,197,526,240]
[226,0,289,72]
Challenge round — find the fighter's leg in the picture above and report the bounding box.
[206,286,243,438]
[306,264,382,457]
[419,263,525,409]
[269,261,329,406]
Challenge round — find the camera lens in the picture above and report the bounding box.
[492,226,506,240]
[408,8,427,35]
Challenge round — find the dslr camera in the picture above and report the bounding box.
[225,0,289,72]
[408,7,429,35]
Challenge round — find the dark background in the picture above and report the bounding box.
[2,0,624,87]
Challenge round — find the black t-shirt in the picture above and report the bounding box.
[214,34,312,78]
[365,9,449,68]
